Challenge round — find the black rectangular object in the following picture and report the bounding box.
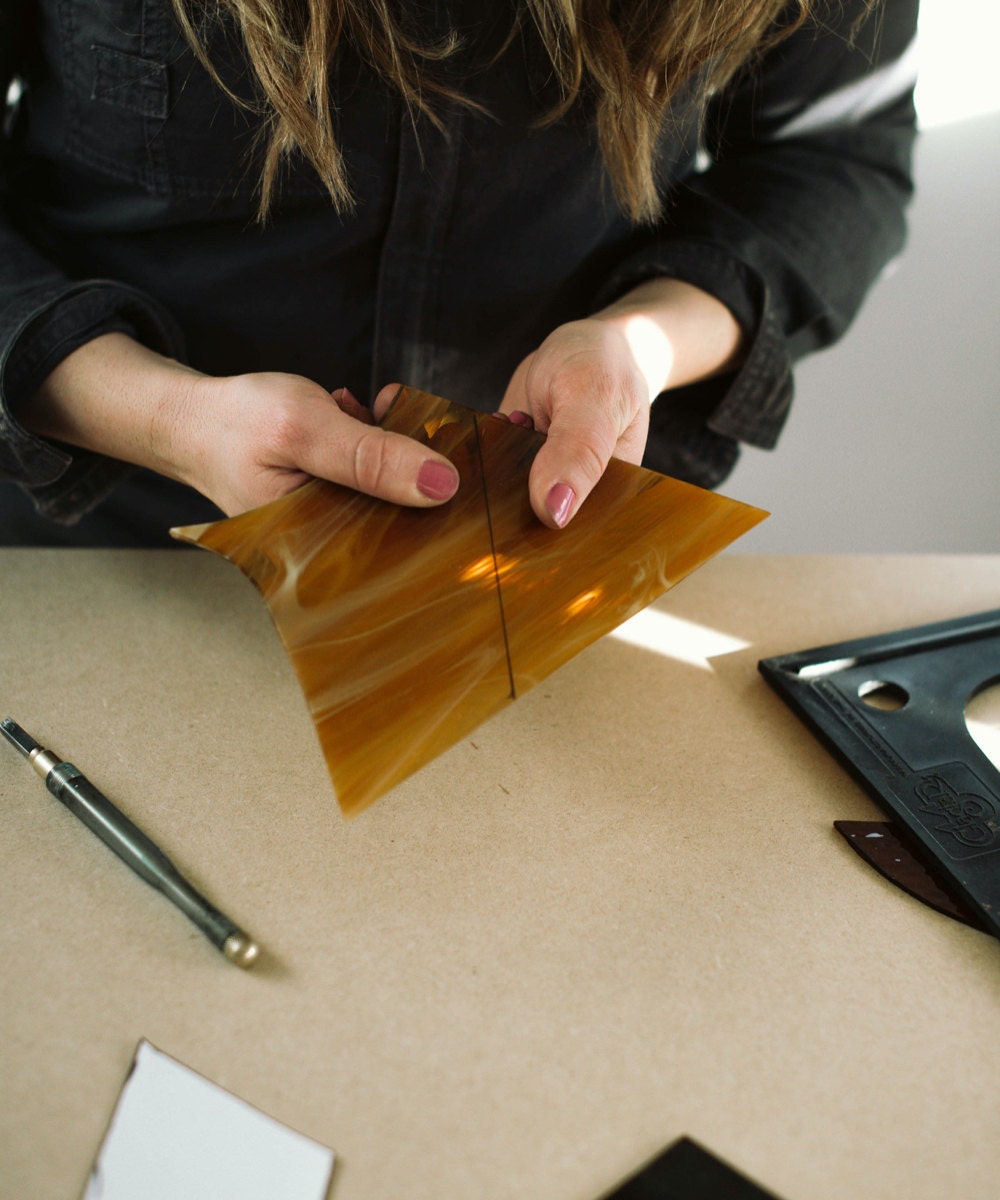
[602,1137,781,1199]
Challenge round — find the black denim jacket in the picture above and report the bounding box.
[0,0,918,538]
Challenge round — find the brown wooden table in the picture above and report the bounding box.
[2,551,999,1199]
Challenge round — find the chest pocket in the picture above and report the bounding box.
[56,0,322,206]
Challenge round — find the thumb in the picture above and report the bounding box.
[297,400,460,508]
[526,399,649,529]
[526,413,619,529]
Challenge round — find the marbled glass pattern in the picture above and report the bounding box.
[173,388,767,814]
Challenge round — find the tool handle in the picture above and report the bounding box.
[46,763,237,949]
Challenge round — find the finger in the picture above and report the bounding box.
[527,403,649,529]
[500,352,618,527]
[372,382,403,422]
[491,409,534,429]
[295,400,460,507]
[331,386,373,425]
[497,356,536,422]
[527,419,615,529]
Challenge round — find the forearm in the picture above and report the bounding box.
[498,275,748,529]
[16,332,202,484]
[17,331,462,518]
[591,277,747,403]
[584,0,916,460]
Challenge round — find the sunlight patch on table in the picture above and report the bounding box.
[609,608,749,670]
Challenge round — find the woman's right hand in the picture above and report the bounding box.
[179,369,460,515]
[21,332,460,516]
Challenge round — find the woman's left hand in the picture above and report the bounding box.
[498,317,653,528]
[499,277,746,528]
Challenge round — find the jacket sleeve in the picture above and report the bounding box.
[596,0,919,466]
[0,0,185,521]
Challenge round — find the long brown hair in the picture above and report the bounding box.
[170,0,819,223]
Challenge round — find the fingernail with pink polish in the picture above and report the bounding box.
[546,482,576,528]
[507,411,534,429]
[417,460,459,501]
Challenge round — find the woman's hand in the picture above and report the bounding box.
[179,371,458,515]
[499,317,652,529]
[499,277,746,528]
[21,333,459,516]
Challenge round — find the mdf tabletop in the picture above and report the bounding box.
[2,551,999,1199]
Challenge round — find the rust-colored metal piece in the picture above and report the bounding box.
[834,820,986,930]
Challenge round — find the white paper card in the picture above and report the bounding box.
[84,1040,335,1200]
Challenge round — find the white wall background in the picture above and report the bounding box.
[726,0,1000,552]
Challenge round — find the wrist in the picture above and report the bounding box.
[21,332,205,483]
[594,277,746,398]
[592,305,676,405]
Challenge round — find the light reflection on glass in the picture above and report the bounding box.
[459,555,494,583]
[565,589,603,618]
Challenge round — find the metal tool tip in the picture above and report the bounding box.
[223,933,260,969]
[1,717,39,758]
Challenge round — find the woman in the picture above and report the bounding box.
[0,0,918,544]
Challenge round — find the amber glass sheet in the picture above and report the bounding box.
[173,387,766,814]
[475,415,767,695]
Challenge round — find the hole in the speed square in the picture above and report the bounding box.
[858,680,909,711]
[966,681,1000,772]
